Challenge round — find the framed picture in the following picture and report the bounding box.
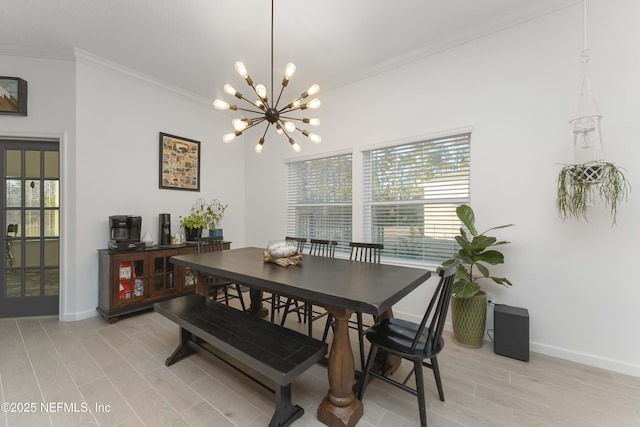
[0,77,28,116]
[159,132,201,191]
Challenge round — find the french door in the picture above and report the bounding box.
[1,139,60,317]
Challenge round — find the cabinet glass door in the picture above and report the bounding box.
[116,257,146,304]
[150,252,176,297]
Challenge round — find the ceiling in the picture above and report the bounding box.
[1,0,579,101]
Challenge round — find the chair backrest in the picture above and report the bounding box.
[7,224,18,236]
[196,236,224,253]
[309,239,337,258]
[285,236,307,253]
[349,242,383,264]
[411,262,458,355]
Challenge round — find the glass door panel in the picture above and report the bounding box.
[1,141,60,317]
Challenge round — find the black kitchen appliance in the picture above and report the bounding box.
[108,215,144,251]
[159,213,171,245]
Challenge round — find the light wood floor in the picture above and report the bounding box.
[1,298,639,427]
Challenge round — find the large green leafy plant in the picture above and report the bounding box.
[442,205,513,299]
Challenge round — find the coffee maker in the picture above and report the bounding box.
[108,215,144,251]
[159,213,171,245]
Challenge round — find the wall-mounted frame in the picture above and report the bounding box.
[0,77,28,116]
[159,132,201,191]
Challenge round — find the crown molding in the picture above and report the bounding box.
[73,48,211,106]
[0,44,211,107]
[0,43,76,61]
[326,0,582,92]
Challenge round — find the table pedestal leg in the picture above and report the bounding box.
[249,289,269,318]
[318,306,363,427]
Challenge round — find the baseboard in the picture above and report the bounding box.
[61,309,99,322]
[393,309,640,377]
[529,341,640,377]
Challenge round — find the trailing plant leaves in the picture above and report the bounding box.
[556,161,630,226]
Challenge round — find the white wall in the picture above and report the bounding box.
[243,0,640,375]
[1,51,246,321]
[0,54,78,318]
[73,55,246,319]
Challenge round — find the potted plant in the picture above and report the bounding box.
[179,199,208,241]
[441,205,513,348]
[556,160,630,226]
[203,199,228,238]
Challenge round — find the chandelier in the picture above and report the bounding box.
[213,0,321,153]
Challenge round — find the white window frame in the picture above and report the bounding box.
[362,131,471,267]
[286,151,353,252]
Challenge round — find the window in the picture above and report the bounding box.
[363,133,470,264]
[286,153,352,251]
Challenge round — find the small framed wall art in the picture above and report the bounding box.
[159,132,201,191]
[0,77,28,116]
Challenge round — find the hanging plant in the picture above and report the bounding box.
[556,160,630,226]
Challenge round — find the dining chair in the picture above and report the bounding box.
[357,262,457,427]
[280,239,337,337]
[196,236,246,311]
[266,237,308,323]
[322,241,384,370]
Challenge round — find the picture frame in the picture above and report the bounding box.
[159,132,201,191]
[0,77,28,116]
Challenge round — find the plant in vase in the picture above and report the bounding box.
[441,204,513,348]
[203,199,228,238]
[179,199,208,241]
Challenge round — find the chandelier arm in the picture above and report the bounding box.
[261,123,270,139]
[278,116,306,122]
[235,106,267,115]
[235,93,267,109]
[279,105,301,114]
[274,84,286,109]
[241,118,267,133]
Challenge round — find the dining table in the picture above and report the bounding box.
[170,246,431,427]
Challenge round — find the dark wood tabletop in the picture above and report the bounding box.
[169,245,432,427]
[170,246,432,316]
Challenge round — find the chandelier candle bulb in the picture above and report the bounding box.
[255,138,265,153]
[306,84,320,96]
[223,132,241,143]
[303,118,320,126]
[284,121,296,132]
[213,99,237,110]
[302,98,321,110]
[256,84,267,101]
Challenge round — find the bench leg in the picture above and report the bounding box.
[269,384,304,427]
[165,327,195,366]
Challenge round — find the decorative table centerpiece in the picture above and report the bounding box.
[263,241,303,267]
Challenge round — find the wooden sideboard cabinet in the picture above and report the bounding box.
[97,242,230,322]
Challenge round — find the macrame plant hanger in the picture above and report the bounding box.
[569,0,605,182]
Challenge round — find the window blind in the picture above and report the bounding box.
[362,133,470,264]
[286,153,352,252]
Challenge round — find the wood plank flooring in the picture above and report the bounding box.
[1,298,638,427]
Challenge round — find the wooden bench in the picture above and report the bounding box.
[154,294,328,427]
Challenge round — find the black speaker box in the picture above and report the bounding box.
[493,304,529,362]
